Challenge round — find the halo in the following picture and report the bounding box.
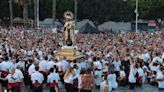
[64,11,74,20]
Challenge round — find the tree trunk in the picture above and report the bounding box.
[74,0,77,29]
[9,0,13,27]
[23,0,28,29]
[52,0,56,21]
[34,0,39,27]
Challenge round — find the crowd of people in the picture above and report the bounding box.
[0,27,164,92]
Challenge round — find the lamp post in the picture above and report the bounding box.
[123,0,138,32]
[135,0,139,32]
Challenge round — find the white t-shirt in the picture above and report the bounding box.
[27,50,33,56]
[120,70,126,77]
[138,67,144,77]
[86,50,93,56]
[156,72,164,88]
[80,61,86,70]
[1,61,12,71]
[103,65,108,72]
[112,60,121,71]
[38,50,43,59]
[152,56,163,64]
[61,60,70,72]
[39,60,48,72]
[31,71,44,84]
[0,62,2,71]
[95,70,102,86]
[5,73,18,83]
[141,53,150,62]
[78,76,82,89]
[94,61,102,70]
[15,69,24,82]
[107,74,118,91]
[162,53,164,59]
[11,63,18,69]
[128,66,137,83]
[17,61,25,69]
[28,64,36,75]
[150,65,159,72]
[47,72,60,83]
[47,61,56,70]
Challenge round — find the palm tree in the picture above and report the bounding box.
[15,0,28,28]
[9,0,13,26]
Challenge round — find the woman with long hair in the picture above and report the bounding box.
[128,58,138,89]
[64,67,75,92]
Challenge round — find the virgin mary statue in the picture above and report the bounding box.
[63,11,75,46]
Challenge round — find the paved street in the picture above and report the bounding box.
[22,84,159,92]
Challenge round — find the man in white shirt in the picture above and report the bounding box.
[0,56,3,71]
[93,57,103,88]
[128,65,138,89]
[0,57,12,88]
[156,67,164,91]
[26,49,33,56]
[15,66,24,92]
[137,65,144,87]
[112,58,121,77]
[1,68,19,92]
[80,57,87,70]
[38,49,43,60]
[39,56,48,83]
[31,66,44,92]
[107,70,118,91]
[47,68,60,92]
[141,51,150,63]
[47,59,56,70]
[28,59,36,76]
[162,52,164,62]
[17,59,25,72]
[1,59,12,72]
[28,59,36,88]
[152,53,163,64]
[60,57,70,73]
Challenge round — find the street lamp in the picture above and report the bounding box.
[123,0,138,32]
[135,0,139,32]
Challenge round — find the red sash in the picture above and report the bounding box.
[17,82,23,86]
[33,82,41,87]
[8,83,18,88]
[20,67,24,72]
[1,71,8,77]
[39,71,47,75]
[136,76,142,82]
[50,82,58,87]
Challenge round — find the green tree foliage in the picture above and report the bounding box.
[0,0,164,23]
[127,0,164,19]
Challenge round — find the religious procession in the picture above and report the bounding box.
[0,0,164,92]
